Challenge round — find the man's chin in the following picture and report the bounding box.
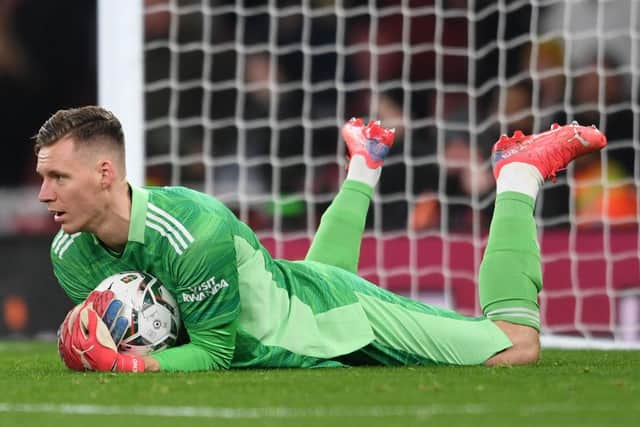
[60,223,80,234]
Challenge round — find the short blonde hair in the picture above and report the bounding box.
[34,106,125,155]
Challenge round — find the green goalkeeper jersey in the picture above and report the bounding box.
[52,184,513,370]
[51,184,382,371]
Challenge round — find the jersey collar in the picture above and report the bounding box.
[128,183,148,244]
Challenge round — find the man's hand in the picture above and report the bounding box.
[83,289,116,315]
[96,293,130,346]
[58,290,131,371]
[69,306,145,372]
[57,304,86,370]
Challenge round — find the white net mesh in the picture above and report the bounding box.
[140,0,640,345]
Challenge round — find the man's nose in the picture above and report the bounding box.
[38,179,54,203]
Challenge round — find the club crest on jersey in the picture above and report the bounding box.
[181,276,230,302]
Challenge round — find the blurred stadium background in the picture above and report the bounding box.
[0,0,638,347]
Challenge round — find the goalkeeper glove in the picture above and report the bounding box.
[58,290,132,371]
[57,304,86,371]
[79,290,130,345]
[70,306,145,372]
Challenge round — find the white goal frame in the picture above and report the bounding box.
[98,0,145,186]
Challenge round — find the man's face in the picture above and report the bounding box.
[36,137,105,234]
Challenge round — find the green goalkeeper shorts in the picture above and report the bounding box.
[336,279,513,366]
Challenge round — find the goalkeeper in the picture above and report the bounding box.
[36,107,606,372]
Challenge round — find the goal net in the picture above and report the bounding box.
[100,0,640,348]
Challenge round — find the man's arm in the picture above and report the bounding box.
[143,355,161,371]
[65,230,240,373]
[144,319,238,371]
[60,206,241,372]
[144,221,241,372]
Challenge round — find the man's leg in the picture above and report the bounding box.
[480,191,542,330]
[479,189,543,365]
[308,261,512,367]
[479,122,607,365]
[305,119,395,273]
[304,179,373,274]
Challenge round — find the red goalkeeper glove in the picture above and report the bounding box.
[58,290,130,371]
[70,306,145,372]
[83,289,116,315]
[57,304,86,371]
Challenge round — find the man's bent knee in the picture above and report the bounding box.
[485,320,540,366]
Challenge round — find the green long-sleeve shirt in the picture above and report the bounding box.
[51,184,375,371]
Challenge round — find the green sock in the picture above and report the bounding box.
[478,192,543,330]
[305,180,372,274]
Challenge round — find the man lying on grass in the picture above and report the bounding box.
[35,106,606,372]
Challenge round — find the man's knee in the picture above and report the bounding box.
[485,320,540,366]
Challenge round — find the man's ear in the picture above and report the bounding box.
[97,159,116,189]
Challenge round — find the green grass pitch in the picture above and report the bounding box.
[1,341,638,427]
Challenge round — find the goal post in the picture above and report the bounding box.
[99,0,640,349]
[98,0,145,186]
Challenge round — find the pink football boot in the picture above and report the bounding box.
[492,121,607,182]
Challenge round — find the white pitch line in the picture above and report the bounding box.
[0,403,629,419]
[0,343,44,352]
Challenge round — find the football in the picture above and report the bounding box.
[95,272,181,356]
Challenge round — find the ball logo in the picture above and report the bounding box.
[120,274,139,284]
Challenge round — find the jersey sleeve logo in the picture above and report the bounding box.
[52,231,81,258]
[145,203,195,255]
[181,276,230,302]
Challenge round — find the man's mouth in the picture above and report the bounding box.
[51,211,66,222]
